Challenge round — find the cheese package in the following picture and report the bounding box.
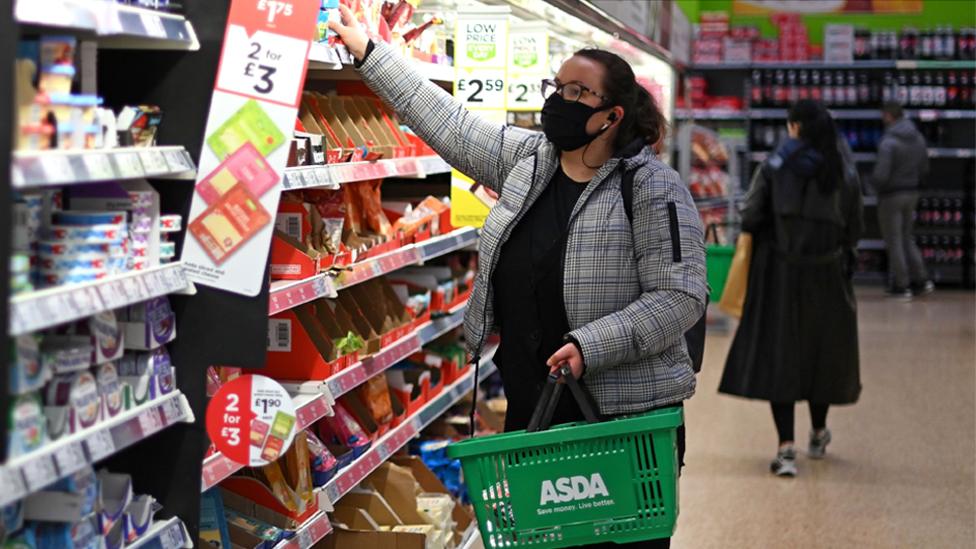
[89,310,124,365]
[196,141,280,205]
[96,363,125,418]
[188,184,272,265]
[206,99,286,159]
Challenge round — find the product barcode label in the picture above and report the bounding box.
[86,429,117,462]
[114,153,145,178]
[275,213,303,241]
[83,154,116,180]
[53,442,87,476]
[268,319,292,352]
[162,397,185,424]
[0,467,27,505]
[22,457,57,491]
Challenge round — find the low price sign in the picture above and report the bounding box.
[206,375,297,466]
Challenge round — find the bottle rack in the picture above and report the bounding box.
[681,57,976,287]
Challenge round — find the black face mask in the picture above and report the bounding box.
[541,94,612,151]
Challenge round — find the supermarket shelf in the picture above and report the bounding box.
[9,262,189,336]
[317,345,498,509]
[306,45,454,84]
[15,0,199,50]
[201,391,334,492]
[859,239,886,250]
[694,196,733,209]
[126,517,193,549]
[748,108,976,120]
[417,303,467,345]
[0,391,193,508]
[928,147,976,158]
[691,60,976,70]
[335,227,480,291]
[675,109,747,120]
[283,156,451,190]
[749,151,878,162]
[11,146,196,189]
[269,275,338,316]
[274,511,333,549]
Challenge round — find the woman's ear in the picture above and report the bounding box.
[601,106,624,130]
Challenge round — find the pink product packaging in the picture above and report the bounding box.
[196,141,279,205]
[121,298,176,350]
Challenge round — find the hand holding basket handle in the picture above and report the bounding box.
[526,365,602,433]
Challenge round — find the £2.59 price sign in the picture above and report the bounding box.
[206,375,298,466]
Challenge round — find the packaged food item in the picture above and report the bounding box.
[38,64,75,94]
[39,35,76,67]
[206,99,286,159]
[188,184,272,265]
[89,310,124,365]
[7,393,46,458]
[305,431,339,486]
[283,431,313,508]
[116,105,163,147]
[42,223,126,244]
[224,509,287,548]
[317,402,370,455]
[256,461,300,513]
[196,142,279,205]
[96,363,125,418]
[357,375,393,426]
[120,297,176,350]
[41,335,92,374]
[10,335,47,395]
[46,371,102,432]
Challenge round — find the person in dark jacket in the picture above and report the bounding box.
[873,102,933,298]
[719,100,863,477]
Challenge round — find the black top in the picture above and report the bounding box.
[492,166,590,431]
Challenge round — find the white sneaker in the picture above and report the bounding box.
[770,446,797,477]
[808,428,832,460]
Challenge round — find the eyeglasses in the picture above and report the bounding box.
[541,78,610,104]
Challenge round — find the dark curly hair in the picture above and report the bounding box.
[573,48,667,150]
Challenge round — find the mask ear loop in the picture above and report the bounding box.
[582,109,618,169]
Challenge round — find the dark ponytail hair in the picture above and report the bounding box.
[573,49,667,151]
[787,100,844,194]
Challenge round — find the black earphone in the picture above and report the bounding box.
[600,111,618,131]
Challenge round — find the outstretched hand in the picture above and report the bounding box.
[327,3,370,61]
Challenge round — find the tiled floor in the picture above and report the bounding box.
[673,289,976,548]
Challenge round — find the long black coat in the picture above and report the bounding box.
[719,138,863,405]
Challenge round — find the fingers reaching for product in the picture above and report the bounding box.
[327,3,370,60]
[547,343,584,380]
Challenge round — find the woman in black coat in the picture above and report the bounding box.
[719,100,864,477]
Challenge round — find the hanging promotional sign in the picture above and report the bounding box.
[206,374,297,466]
[507,25,548,111]
[182,0,319,296]
[451,7,509,228]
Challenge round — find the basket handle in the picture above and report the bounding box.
[526,365,601,433]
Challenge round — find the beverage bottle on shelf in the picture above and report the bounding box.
[933,26,946,60]
[750,70,763,106]
[953,198,964,226]
[896,72,909,105]
[956,29,967,60]
[943,26,956,60]
[909,71,922,106]
[823,70,834,105]
[847,122,860,150]
[763,122,777,149]
[943,199,955,227]
[900,27,915,59]
[798,70,810,100]
[961,71,974,106]
[870,30,881,59]
[889,31,901,59]
[934,71,947,107]
[774,69,787,106]
[857,73,871,106]
[854,29,870,60]
[921,29,934,59]
[922,72,934,106]
[787,70,799,104]
[966,28,975,60]
[918,198,930,225]
[947,71,960,106]
[763,71,774,107]
[846,71,858,106]
[810,70,823,101]
[882,72,894,103]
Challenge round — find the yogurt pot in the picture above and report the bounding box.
[96,363,125,418]
[46,371,102,431]
[89,310,124,364]
[38,241,126,257]
[43,223,127,244]
[10,334,47,395]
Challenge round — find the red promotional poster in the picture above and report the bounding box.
[206,374,297,466]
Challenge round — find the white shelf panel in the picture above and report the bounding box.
[306,43,454,84]
[674,109,746,120]
[15,0,199,50]
[126,517,193,549]
[282,156,451,190]
[9,262,188,336]
[317,346,497,508]
[12,146,195,189]
[0,391,193,508]
[273,511,333,549]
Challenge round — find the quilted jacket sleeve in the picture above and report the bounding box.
[569,165,708,374]
[357,41,543,193]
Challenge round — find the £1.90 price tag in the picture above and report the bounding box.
[457,68,506,109]
[214,1,319,107]
[206,375,297,467]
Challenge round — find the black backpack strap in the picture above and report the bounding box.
[621,165,636,223]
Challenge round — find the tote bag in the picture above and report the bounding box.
[717,232,752,318]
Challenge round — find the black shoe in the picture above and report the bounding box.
[885,286,913,299]
[910,280,935,297]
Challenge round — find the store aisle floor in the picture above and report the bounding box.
[674,289,976,549]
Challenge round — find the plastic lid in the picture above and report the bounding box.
[42,64,76,77]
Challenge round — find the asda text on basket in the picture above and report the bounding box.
[539,474,612,509]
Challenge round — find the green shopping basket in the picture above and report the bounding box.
[448,366,682,548]
[705,223,735,302]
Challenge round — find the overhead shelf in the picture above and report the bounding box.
[691,59,976,71]
[317,346,498,509]
[306,44,455,84]
[750,149,972,163]
[14,0,199,50]
[12,146,196,189]
[269,276,338,317]
[0,391,193,508]
[748,108,976,120]
[283,156,451,190]
[9,261,189,336]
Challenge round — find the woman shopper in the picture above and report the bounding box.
[719,100,863,477]
[331,7,706,547]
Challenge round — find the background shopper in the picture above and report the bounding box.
[873,102,934,298]
[719,100,863,477]
[330,6,708,547]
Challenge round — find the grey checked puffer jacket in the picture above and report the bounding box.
[359,42,707,415]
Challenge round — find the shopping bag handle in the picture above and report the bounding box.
[526,365,601,433]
